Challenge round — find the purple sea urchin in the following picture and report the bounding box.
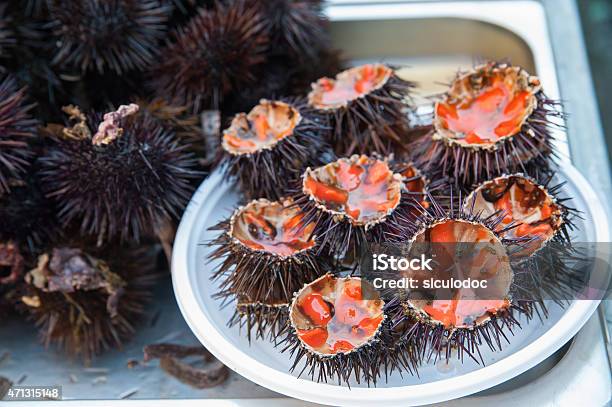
[209,197,324,337]
[250,0,327,60]
[151,2,269,112]
[382,195,536,364]
[20,246,156,362]
[39,104,199,245]
[221,99,331,200]
[413,62,560,187]
[295,155,418,258]
[308,64,416,155]
[0,73,37,195]
[46,0,170,74]
[279,274,407,385]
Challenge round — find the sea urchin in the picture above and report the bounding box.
[40,104,199,245]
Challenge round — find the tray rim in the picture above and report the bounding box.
[171,160,609,406]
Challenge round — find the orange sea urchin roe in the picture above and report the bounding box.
[469,175,562,255]
[292,275,384,355]
[309,64,392,109]
[222,100,301,154]
[409,220,512,329]
[436,70,535,146]
[303,155,402,225]
[231,198,316,257]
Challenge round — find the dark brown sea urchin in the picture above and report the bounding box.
[151,1,269,112]
[20,246,156,362]
[39,104,199,245]
[0,74,37,195]
[221,99,331,200]
[46,0,171,74]
[412,62,561,187]
[308,64,416,155]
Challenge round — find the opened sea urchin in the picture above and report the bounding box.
[280,274,394,385]
[384,196,534,364]
[221,99,330,200]
[413,62,560,187]
[296,155,415,258]
[308,63,416,155]
[209,197,324,339]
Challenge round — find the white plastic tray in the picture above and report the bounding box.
[171,161,609,406]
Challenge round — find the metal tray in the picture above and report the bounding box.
[1,0,610,404]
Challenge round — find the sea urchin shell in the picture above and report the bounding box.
[383,196,535,364]
[308,63,416,155]
[413,62,560,187]
[209,197,325,338]
[296,154,415,258]
[221,99,330,200]
[280,273,392,385]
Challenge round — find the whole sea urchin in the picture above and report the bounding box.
[308,64,416,155]
[151,1,269,112]
[413,62,560,187]
[0,74,37,195]
[46,0,171,74]
[249,0,328,60]
[40,104,199,245]
[221,99,331,200]
[20,246,156,362]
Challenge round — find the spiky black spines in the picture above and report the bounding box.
[151,2,269,112]
[221,99,332,200]
[19,246,157,362]
[46,0,171,74]
[250,0,327,60]
[39,104,199,245]
[0,241,24,316]
[381,194,538,364]
[229,298,289,342]
[135,97,208,168]
[278,274,405,386]
[307,64,416,156]
[0,172,59,254]
[0,4,16,59]
[209,198,325,339]
[294,155,419,259]
[0,74,37,195]
[412,62,562,188]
